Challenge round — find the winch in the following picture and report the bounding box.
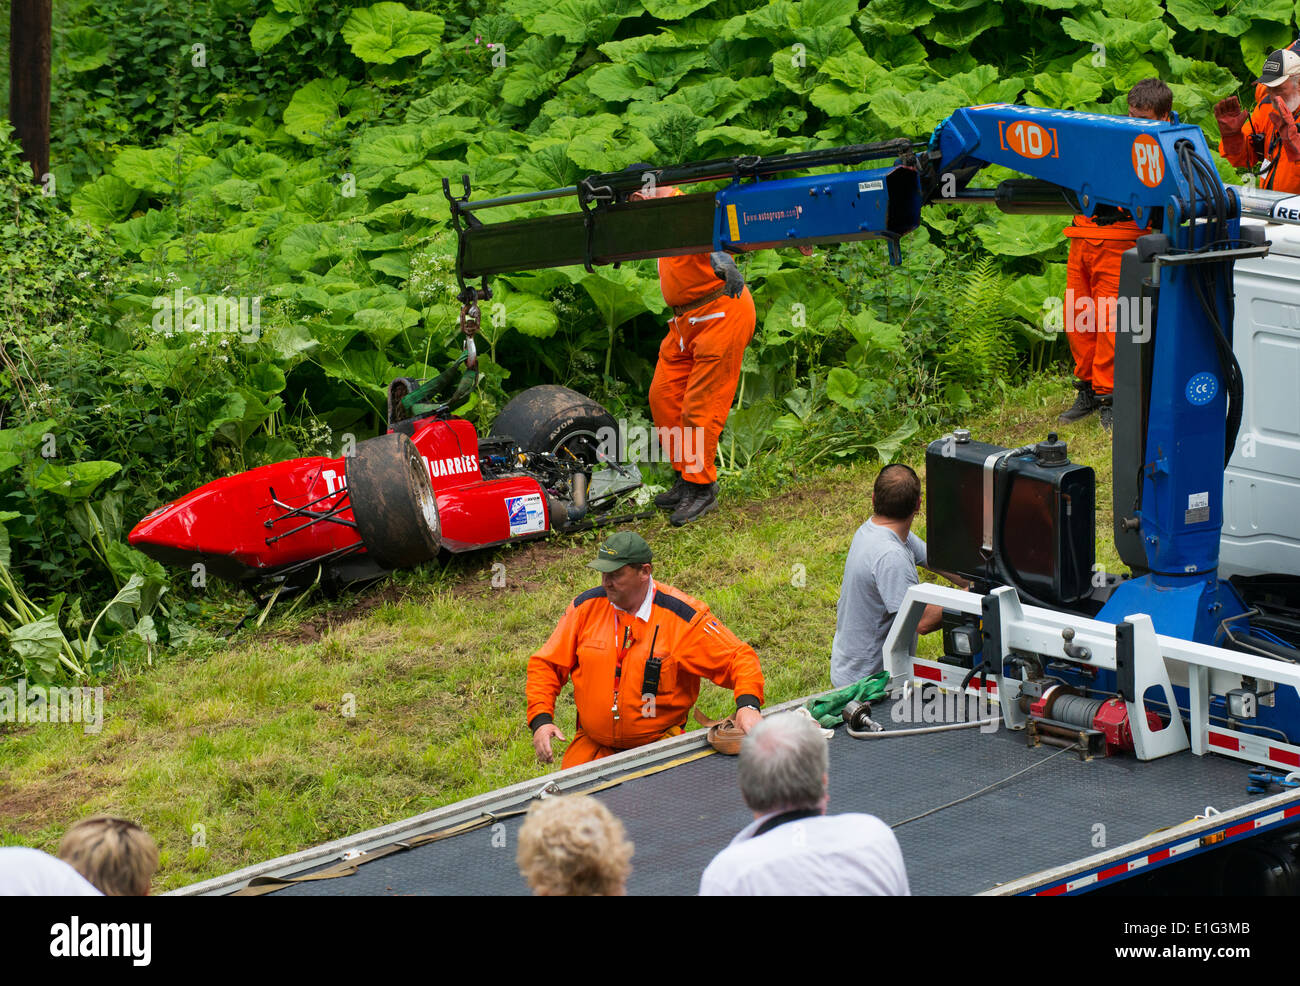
[1022,683,1163,760]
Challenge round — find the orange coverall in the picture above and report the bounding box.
[646,192,755,485]
[1222,95,1300,194]
[1063,215,1145,396]
[526,582,764,767]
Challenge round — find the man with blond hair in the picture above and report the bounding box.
[58,816,158,896]
[516,795,633,895]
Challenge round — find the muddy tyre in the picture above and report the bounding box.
[489,384,618,466]
[345,432,441,569]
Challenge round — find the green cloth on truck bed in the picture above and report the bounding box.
[806,672,890,727]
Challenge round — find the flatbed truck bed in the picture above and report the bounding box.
[173,697,1300,897]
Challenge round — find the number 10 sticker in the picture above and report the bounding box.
[1000,120,1058,159]
[1133,134,1164,187]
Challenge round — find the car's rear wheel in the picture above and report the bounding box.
[345,432,441,568]
[489,384,618,467]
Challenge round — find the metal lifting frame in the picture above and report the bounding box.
[884,584,1300,772]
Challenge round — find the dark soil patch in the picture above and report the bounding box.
[0,769,92,835]
[273,581,415,645]
[264,535,593,643]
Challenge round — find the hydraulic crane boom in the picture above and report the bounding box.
[444,103,1273,647]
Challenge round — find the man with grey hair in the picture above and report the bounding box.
[698,712,909,895]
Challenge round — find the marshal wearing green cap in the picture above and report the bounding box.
[587,531,653,572]
[526,532,766,767]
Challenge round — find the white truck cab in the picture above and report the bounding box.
[1222,217,1300,579]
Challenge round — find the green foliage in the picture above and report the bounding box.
[933,258,1020,412]
[12,0,1289,675]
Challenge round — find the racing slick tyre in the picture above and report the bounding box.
[489,385,619,467]
[345,432,441,569]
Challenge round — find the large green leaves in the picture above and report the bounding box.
[113,145,211,196]
[250,10,305,52]
[507,0,645,43]
[7,612,68,680]
[282,78,364,145]
[491,287,561,339]
[342,2,444,64]
[31,461,123,500]
[642,0,717,17]
[924,4,1003,47]
[0,420,57,475]
[1004,263,1068,331]
[1061,11,1173,62]
[974,212,1067,258]
[761,274,842,346]
[788,0,859,28]
[61,27,111,72]
[858,0,936,36]
[71,174,139,224]
[113,209,178,255]
[572,267,661,330]
[500,36,579,107]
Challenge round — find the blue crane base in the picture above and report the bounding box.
[1096,572,1247,646]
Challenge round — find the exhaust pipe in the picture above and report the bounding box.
[567,472,589,522]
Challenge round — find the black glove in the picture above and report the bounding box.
[709,252,744,298]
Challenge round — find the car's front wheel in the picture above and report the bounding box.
[345,432,441,568]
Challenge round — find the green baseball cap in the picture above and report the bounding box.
[588,531,653,572]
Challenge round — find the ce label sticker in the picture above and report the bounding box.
[1186,372,1218,406]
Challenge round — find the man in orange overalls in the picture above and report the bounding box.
[1216,48,1300,195]
[527,532,765,768]
[1060,79,1173,432]
[629,176,756,525]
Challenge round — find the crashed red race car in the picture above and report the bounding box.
[128,342,643,596]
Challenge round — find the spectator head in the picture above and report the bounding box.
[737,712,829,816]
[871,463,921,521]
[58,816,158,896]
[1127,78,1173,122]
[516,795,633,896]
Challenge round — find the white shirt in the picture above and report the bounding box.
[0,847,103,895]
[698,812,910,896]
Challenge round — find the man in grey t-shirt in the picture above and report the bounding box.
[830,464,966,687]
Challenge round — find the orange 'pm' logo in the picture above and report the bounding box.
[1001,120,1056,159]
[1133,134,1164,187]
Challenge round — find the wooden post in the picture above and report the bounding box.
[10,0,53,183]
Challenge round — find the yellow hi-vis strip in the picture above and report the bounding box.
[727,203,740,242]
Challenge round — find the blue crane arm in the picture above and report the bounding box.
[928,103,1218,235]
[708,104,1224,258]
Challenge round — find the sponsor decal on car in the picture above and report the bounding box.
[506,493,547,536]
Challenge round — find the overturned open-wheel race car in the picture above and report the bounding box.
[127,340,645,597]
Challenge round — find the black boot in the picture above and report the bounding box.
[670,481,718,526]
[1098,393,1113,434]
[654,474,691,509]
[1058,380,1098,423]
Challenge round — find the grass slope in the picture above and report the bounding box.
[0,375,1119,890]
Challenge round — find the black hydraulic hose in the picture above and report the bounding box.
[1221,626,1300,664]
[1177,143,1245,464]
